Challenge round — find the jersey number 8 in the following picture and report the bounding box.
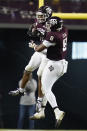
[63,37,67,52]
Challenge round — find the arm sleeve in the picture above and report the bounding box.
[42,32,56,47]
[43,40,55,47]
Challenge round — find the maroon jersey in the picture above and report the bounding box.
[45,26,68,61]
[32,21,46,42]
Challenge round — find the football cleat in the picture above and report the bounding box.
[55,111,65,128]
[29,110,45,120]
[9,88,24,96]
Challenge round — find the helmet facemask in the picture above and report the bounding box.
[46,21,51,32]
[36,11,47,24]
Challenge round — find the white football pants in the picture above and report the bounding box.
[41,59,68,108]
[25,52,46,74]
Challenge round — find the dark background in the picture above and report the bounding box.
[0,28,87,129]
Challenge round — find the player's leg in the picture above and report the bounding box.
[41,60,66,127]
[29,76,46,120]
[25,52,42,72]
[36,57,48,111]
[36,76,43,111]
[29,57,48,119]
[19,52,42,90]
[30,59,68,122]
[9,52,42,96]
[41,61,59,109]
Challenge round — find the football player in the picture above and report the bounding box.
[9,6,52,111]
[29,16,68,128]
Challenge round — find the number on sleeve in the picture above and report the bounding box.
[63,37,67,52]
[50,36,54,41]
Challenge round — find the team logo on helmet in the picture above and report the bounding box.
[46,16,63,31]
